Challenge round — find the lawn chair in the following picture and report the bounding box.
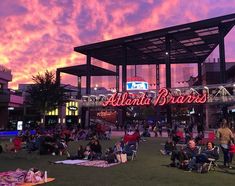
[123,142,138,160]
[207,146,219,171]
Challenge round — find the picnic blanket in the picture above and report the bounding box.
[54,159,120,168]
[0,169,55,186]
[21,178,55,186]
[0,169,27,185]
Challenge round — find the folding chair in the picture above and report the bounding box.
[124,142,138,160]
[207,146,219,171]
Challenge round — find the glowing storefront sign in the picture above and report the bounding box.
[127,81,148,90]
[103,88,207,107]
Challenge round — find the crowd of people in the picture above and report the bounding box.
[158,118,234,173]
[1,118,235,173]
[0,124,111,156]
[68,129,140,163]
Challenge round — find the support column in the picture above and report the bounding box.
[219,25,226,84]
[116,65,119,93]
[219,25,227,119]
[86,55,91,127]
[156,64,161,122]
[56,70,60,85]
[56,70,64,125]
[165,35,171,88]
[122,47,127,92]
[198,62,204,129]
[86,55,91,94]
[165,35,172,127]
[197,63,202,85]
[120,46,127,130]
[77,76,81,99]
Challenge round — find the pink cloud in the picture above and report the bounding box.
[0,0,233,89]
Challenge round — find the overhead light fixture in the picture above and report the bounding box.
[165,52,169,55]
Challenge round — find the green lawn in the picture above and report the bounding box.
[1,138,235,186]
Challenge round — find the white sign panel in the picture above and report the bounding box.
[126,81,148,90]
[17,121,23,131]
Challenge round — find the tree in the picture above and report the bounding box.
[26,70,67,126]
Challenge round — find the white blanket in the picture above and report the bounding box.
[54,159,88,165]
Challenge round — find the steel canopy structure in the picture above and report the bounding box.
[74,14,235,66]
[72,13,235,127]
[57,64,117,77]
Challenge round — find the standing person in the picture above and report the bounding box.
[158,121,162,137]
[217,119,234,168]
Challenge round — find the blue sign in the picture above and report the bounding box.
[126,81,148,90]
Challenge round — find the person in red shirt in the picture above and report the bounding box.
[123,130,139,144]
[13,136,22,152]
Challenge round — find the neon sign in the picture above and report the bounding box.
[102,88,207,107]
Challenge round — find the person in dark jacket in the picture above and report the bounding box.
[170,140,200,167]
[90,140,102,159]
[196,142,219,163]
[160,138,176,155]
[188,141,219,171]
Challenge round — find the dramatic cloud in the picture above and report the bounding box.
[0,0,235,89]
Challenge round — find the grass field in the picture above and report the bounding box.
[1,138,235,186]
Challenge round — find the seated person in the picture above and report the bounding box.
[83,145,92,160]
[39,135,56,155]
[90,139,102,159]
[12,136,22,152]
[123,141,137,156]
[68,145,84,160]
[114,141,123,154]
[172,132,180,144]
[104,147,117,164]
[77,145,85,159]
[26,135,38,153]
[188,141,219,171]
[123,131,139,144]
[160,138,176,155]
[56,139,70,156]
[170,140,200,168]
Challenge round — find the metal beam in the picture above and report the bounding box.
[122,47,127,92]
[116,65,119,92]
[165,35,171,88]
[197,62,202,85]
[77,76,82,99]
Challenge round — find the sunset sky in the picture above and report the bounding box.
[1,0,235,89]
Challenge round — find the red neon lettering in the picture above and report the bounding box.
[154,88,169,106]
[102,93,117,107]
[102,88,207,107]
